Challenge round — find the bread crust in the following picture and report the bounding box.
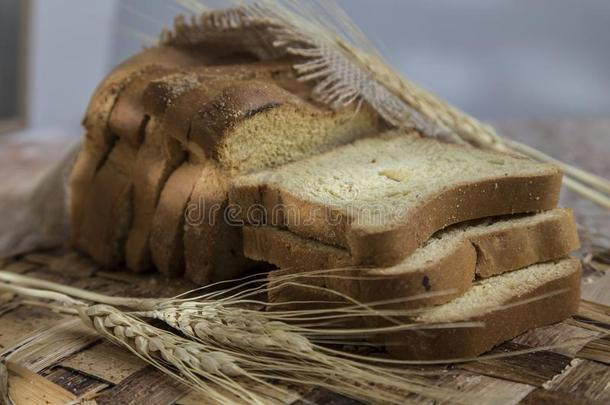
[73,69,173,267]
[385,259,582,360]
[150,162,202,276]
[245,209,579,310]
[231,157,563,267]
[184,162,255,285]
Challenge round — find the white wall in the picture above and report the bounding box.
[28,0,118,130]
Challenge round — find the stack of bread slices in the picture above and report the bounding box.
[71,44,581,360]
[230,131,582,360]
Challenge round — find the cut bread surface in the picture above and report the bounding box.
[256,208,579,309]
[231,130,563,266]
[387,258,581,360]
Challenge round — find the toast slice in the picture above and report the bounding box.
[254,208,579,309]
[387,258,581,360]
[230,130,563,267]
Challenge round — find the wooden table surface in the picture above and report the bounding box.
[0,120,609,404]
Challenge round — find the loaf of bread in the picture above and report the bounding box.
[70,47,379,281]
[253,208,579,310]
[230,130,563,267]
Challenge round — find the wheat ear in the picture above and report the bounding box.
[0,282,457,404]
[138,301,313,354]
[0,282,281,404]
[79,304,243,377]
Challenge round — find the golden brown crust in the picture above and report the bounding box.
[141,62,295,116]
[385,259,582,360]
[190,80,306,156]
[247,209,579,310]
[107,67,174,148]
[150,162,202,276]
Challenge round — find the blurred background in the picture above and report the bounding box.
[1,0,610,134]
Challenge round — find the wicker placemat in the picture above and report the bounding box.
[0,250,608,404]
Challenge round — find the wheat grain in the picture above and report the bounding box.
[142,302,314,353]
[79,304,243,377]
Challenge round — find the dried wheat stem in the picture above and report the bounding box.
[562,177,610,209]
[0,271,157,309]
[502,138,610,194]
[0,281,80,307]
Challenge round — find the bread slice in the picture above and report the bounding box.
[254,208,579,309]
[150,162,203,276]
[386,258,581,360]
[230,130,563,267]
[184,161,256,284]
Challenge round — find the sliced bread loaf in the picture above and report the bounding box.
[230,130,563,267]
[256,208,579,309]
[386,258,581,360]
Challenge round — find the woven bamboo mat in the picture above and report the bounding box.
[0,250,608,404]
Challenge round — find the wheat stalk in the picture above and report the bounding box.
[138,301,314,353]
[4,269,604,402]
[0,278,479,404]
